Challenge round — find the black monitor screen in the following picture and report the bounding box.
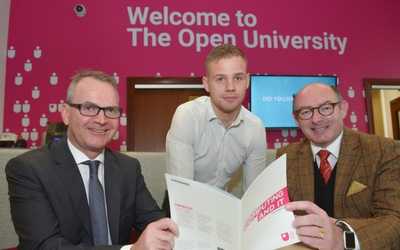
[249,75,337,129]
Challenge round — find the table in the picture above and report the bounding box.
[278,242,313,250]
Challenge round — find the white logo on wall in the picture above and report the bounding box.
[40,114,48,127]
[58,100,64,112]
[31,128,38,141]
[8,46,16,58]
[34,46,42,58]
[49,103,57,113]
[24,59,32,72]
[6,45,125,148]
[15,73,22,85]
[348,86,355,98]
[14,100,21,113]
[50,72,58,85]
[113,72,119,84]
[23,100,30,113]
[32,86,40,99]
[120,141,127,152]
[120,113,127,126]
[22,114,30,127]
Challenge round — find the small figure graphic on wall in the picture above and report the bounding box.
[15,73,22,85]
[58,100,64,112]
[22,114,30,127]
[120,113,127,126]
[350,111,357,123]
[32,86,40,99]
[22,100,30,113]
[21,128,29,141]
[30,128,38,141]
[8,46,15,58]
[348,86,355,98]
[50,72,58,85]
[274,138,282,149]
[40,114,48,127]
[113,72,119,84]
[34,46,42,58]
[24,59,32,72]
[120,141,127,152]
[13,100,21,113]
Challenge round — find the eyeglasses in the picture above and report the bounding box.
[69,103,122,119]
[295,102,341,120]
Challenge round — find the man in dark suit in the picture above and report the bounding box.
[278,83,400,249]
[6,70,179,249]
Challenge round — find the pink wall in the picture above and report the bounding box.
[4,0,400,150]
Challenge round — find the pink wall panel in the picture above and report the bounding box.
[4,0,400,150]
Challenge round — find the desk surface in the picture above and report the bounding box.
[278,242,312,250]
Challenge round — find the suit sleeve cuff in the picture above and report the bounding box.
[120,244,133,250]
[337,220,361,250]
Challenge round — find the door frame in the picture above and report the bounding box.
[364,78,400,134]
[126,77,206,151]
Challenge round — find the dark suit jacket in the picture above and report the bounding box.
[277,126,400,249]
[6,137,165,250]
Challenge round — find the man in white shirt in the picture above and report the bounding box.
[166,44,267,193]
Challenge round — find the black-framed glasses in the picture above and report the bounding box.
[69,103,122,119]
[295,102,341,120]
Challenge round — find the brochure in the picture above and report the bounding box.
[165,154,299,250]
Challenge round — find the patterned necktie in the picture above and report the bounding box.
[82,160,108,246]
[318,150,332,185]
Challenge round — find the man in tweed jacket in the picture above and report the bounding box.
[277,83,400,250]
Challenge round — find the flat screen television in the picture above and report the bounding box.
[249,75,337,129]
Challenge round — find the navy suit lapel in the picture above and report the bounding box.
[51,137,93,240]
[104,150,121,244]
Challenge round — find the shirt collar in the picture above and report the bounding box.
[311,130,343,161]
[67,138,105,164]
[205,97,244,127]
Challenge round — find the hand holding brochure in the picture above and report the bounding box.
[165,154,299,250]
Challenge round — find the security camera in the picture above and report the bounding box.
[74,4,86,17]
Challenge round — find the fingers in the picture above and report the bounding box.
[285,201,342,250]
[155,218,180,237]
[285,200,327,217]
[133,218,179,250]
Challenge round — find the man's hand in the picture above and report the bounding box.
[285,201,343,250]
[131,218,179,250]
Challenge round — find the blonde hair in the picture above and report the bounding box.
[205,44,248,75]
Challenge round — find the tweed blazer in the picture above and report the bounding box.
[276,126,400,249]
[6,137,165,250]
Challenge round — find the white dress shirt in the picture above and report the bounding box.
[166,96,267,191]
[67,139,114,245]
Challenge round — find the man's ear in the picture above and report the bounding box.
[61,103,70,126]
[292,112,300,127]
[340,100,349,119]
[202,76,210,92]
